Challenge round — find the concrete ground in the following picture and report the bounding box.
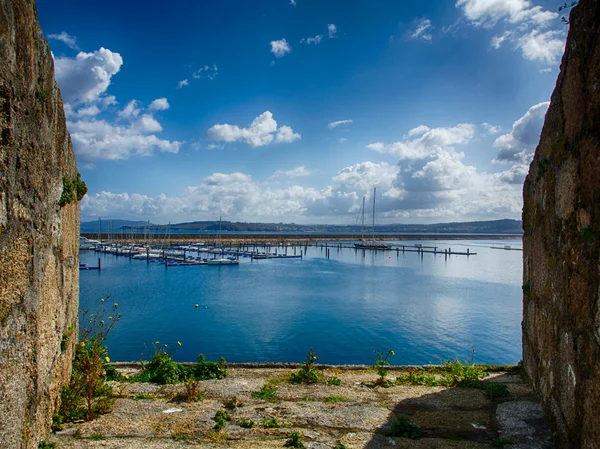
[50,366,551,448]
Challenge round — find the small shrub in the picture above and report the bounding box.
[389,414,421,439]
[326,376,341,386]
[251,384,277,399]
[74,172,88,201]
[172,433,189,441]
[38,441,56,449]
[284,431,305,448]
[238,418,256,428]
[90,433,103,441]
[213,409,232,430]
[262,417,280,428]
[37,87,50,102]
[396,371,440,386]
[193,354,228,380]
[173,378,205,402]
[290,347,323,384]
[59,176,75,207]
[441,351,486,387]
[324,395,347,402]
[206,429,228,442]
[333,445,347,449]
[60,333,69,352]
[373,349,394,385]
[224,396,242,409]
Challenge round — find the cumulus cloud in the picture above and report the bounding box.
[270,39,291,57]
[482,122,502,134]
[207,111,300,147]
[149,98,170,111]
[328,119,353,129]
[328,24,337,38]
[411,18,433,41]
[367,123,475,160]
[54,47,123,104]
[456,0,564,65]
[48,31,79,50]
[493,101,549,163]
[272,166,311,178]
[118,100,141,119]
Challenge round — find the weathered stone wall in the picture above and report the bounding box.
[0,0,80,447]
[522,1,600,448]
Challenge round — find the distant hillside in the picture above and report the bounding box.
[81,218,523,234]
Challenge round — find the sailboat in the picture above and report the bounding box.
[354,188,391,250]
[206,216,239,265]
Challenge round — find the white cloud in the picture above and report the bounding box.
[148,98,170,111]
[367,123,475,160]
[177,79,189,89]
[300,35,323,44]
[270,39,291,57]
[75,105,100,118]
[493,101,549,163]
[517,29,565,64]
[290,0,296,5]
[207,111,300,147]
[48,31,79,50]
[482,122,501,134]
[328,119,353,129]
[193,64,218,80]
[328,24,337,38]
[137,114,163,133]
[411,18,433,41]
[272,166,311,178]
[456,0,564,65]
[54,47,123,104]
[118,100,140,119]
[339,138,348,143]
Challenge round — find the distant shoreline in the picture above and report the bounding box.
[80,232,522,243]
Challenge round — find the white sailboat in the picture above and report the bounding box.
[206,216,239,265]
[354,187,391,250]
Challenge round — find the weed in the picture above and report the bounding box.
[441,351,487,387]
[213,409,232,430]
[206,429,228,442]
[37,441,56,449]
[55,300,121,424]
[262,417,280,428]
[172,433,190,441]
[224,396,242,409]
[324,395,347,402]
[192,354,228,380]
[373,349,394,385]
[389,414,421,439]
[238,418,256,428]
[290,347,323,384]
[396,370,440,386]
[300,396,314,402]
[333,445,347,449]
[59,176,75,207]
[326,376,341,386]
[173,377,205,402]
[132,393,155,400]
[90,433,103,441]
[37,87,50,102]
[284,431,305,448]
[60,333,69,352]
[251,384,277,399]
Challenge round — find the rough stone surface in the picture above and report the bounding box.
[50,366,550,448]
[0,0,80,447]
[522,1,600,448]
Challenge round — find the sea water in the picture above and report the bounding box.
[79,239,523,365]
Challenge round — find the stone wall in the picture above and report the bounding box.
[0,0,80,447]
[522,1,600,447]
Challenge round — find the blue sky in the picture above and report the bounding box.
[37,0,567,224]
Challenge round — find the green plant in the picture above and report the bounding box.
[389,414,421,439]
[290,347,323,384]
[333,444,347,449]
[60,333,69,352]
[173,377,205,402]
[90,433,103,441]
[238,418,256,428]
[213,409,232,430]
[59,173,87,207]
[172,433,190,441]
[284,431,305,448]
[481,382,510,398]
[37,87,50,102]
[251,384,277,399]
[224,396,242,409]
[373,349,394,385]
[494,436,514,447]
[206,429,228,442]
[74,172,88,201]
[262,417,280,428]
[37,441,56,449]
[441,351,486,387]
[324,395,347,403]
[193,354,228,380]
[326,376,341,386]
[55,300,121,423]
[396,370,440,386]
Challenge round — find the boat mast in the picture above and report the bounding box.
[372,187,376,242]
[361,196,366,241]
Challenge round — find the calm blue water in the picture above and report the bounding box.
[79,239,523,366]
